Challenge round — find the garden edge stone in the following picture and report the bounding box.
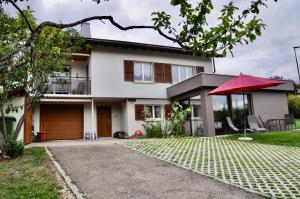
[46,147,85,199]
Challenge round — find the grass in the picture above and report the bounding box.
[296,118,300,128]
[225,131,300,147]
[0,147,61,199]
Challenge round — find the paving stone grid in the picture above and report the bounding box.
[125,138,300,198]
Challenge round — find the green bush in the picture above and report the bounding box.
[5,136,24,157]
[288,95,300,118]
[146,123,163,138]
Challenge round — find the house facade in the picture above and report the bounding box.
[16,31,211,143]
[7,24,293,144]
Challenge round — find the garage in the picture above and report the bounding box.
[40,104,83,140]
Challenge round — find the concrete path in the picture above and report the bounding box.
[49,144,263,199]
[27,138,152,148]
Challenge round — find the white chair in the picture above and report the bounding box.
[247,115,267,132]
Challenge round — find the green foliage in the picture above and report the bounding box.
[152,0,277,56]
[161,118,172,137]
[226,131,300,147]
[145,122,163,138]
[0,6,84,142]
[170,101,191,136]
[288,95,300,118]
[0,147,61,199]
[4,136,24,157]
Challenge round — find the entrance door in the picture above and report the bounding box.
[97,106,112,137]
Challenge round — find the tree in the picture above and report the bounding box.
[0,7,83,151]
[0,0,277,150]
[0,0,277,72]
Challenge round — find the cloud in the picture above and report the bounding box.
[3,0,300,81]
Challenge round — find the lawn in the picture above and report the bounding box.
[0,147,61,199]
[296,118,300,128]
[125,137,300,198]
[226,131,300,147]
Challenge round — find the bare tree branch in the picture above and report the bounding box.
[7,0,33,32]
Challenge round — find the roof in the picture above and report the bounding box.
[85,38,215,57]
[167,73,295,100]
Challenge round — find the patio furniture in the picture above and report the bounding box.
[265,118,287,131]
[284,114,296,130]
[226,117,239,132]
[247,115,267,132]
[226,117,254,133]
[208,73,284,139]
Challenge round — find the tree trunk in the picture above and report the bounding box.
[14,113,25,141]
[14,97,31,141]
[0,104,8,146]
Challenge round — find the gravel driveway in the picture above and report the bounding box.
[49,144,262,199]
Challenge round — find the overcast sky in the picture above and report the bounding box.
[3,0,300,82]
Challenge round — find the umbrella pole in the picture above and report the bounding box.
[243,90,246,138]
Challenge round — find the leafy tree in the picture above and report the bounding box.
[0,0,278,151]
[0,7,83,152]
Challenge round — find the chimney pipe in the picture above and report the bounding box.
[80,22,91,38]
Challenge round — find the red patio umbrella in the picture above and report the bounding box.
[208,73,284,138]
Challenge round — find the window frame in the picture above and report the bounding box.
[145,105,163,121]
[191,104,201,120]
[134,61,153,83]
[171,65,195,84]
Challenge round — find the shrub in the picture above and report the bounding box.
[288,95,300,118]
[145,123,163,138]
[170,102,191,136]
[5,136,24,157]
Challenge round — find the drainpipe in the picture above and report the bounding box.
[212,58,216,73]
[91,98,95,139]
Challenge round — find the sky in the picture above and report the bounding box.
[3,0,300,82]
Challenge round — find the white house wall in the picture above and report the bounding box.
[90,46,212,99]
[4,97,25,141]
[125,99,171,136]
[32,104,40,134]
[252,92,289,122]
[71,61,87,78]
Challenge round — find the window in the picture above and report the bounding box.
[192,105,201,118]
[54,66,70,78]
[134,62,152,82]
[145,105,162,119]
[172,65,194,83]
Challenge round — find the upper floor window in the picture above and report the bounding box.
[134,62,152,82]
[145,105,162,119]
[172,65,194,83]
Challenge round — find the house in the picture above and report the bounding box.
[6,23,294,144]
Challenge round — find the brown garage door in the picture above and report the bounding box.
[40,104,83,140]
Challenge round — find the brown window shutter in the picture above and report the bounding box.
[154,63,164,83]
[124,60,134,81]
[164,64,172,83]
[195,66,204,74]
[164,104,172,120]
[135,104,145,121]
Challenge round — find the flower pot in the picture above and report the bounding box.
[38,132,48,142]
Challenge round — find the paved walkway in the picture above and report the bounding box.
[49,144,262,199]
[126,138,300,198]
[27,138,150,148]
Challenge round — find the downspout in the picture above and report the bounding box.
[212,58,216,73]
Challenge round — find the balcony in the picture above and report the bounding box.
[47,77,91,95]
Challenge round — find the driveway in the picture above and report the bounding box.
[49,143,262,199]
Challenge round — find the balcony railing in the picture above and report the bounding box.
[47,77,91,95]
